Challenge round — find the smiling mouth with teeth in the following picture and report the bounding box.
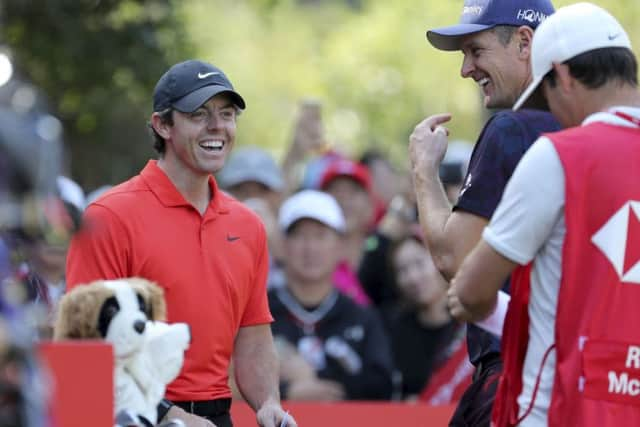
[199,140,224,151]
[478,77,490,87]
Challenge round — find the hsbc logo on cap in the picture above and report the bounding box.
[591,201,640,284]
[517,9,548,24]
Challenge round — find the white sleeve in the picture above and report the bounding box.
[474,290,510,337]
[482,137,565,265]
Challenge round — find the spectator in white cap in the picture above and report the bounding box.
[268,190,394,401]
[26,175,86,337]
[449,3,640,426]
[56,176,86,213]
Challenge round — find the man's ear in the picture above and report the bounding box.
[150,112,172,140]
[552,62,574,94]
[516,26,534,60]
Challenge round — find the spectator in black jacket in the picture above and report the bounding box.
[269,189,394,401]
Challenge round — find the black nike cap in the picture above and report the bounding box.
[152,60,246,113]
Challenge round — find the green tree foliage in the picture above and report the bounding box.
[182,0,640,169]
[3,0,639,187]
[2,0,193,189]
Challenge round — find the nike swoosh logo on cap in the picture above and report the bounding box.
[608,33,621,40]
[198,71,220,79]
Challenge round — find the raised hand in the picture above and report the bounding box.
[409,113,453,176]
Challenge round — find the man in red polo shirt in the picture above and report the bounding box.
[67,60,294,427]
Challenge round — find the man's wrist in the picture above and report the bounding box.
[413,168,442,190]
[156,398,174,422]
[258,395,282,410]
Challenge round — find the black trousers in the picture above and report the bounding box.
[173,398,233,427]
[449,354,503,427]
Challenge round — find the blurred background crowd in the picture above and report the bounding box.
[0,0,639,425]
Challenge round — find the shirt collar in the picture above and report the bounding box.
[583,106,640,127]
[140,160,230,214]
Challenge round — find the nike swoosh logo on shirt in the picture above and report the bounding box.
[198,72,219,79]
[226,234,240,242]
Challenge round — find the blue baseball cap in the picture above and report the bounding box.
[427,0,555,51]
[153,60,246,112]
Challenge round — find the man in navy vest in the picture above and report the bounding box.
[408,0,559,425]
[450,4,640,426]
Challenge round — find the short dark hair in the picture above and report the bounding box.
[492,25,518,47]
[544,47,638,90]
[147,108,173,156]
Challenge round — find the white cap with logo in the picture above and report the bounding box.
[513,2,632,111]
[278,190,345,233]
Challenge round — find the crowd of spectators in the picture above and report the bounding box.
[216,101,475,403]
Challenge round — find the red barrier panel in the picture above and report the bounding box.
[38,341,114,427]
[38,342,456,427]
[231,401,456,426]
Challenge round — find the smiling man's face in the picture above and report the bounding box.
[166,93,238,177]
[459,28,531,109]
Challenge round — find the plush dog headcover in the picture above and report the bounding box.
[53,277,166,341]
[54,278,191,427]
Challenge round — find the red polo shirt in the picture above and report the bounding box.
[67,160,273,400]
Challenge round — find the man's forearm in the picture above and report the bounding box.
[233,325,280,411]
[412,169,489,281]
[412,169,456,275]
[454,240,517,320]
[409,114,489,281]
